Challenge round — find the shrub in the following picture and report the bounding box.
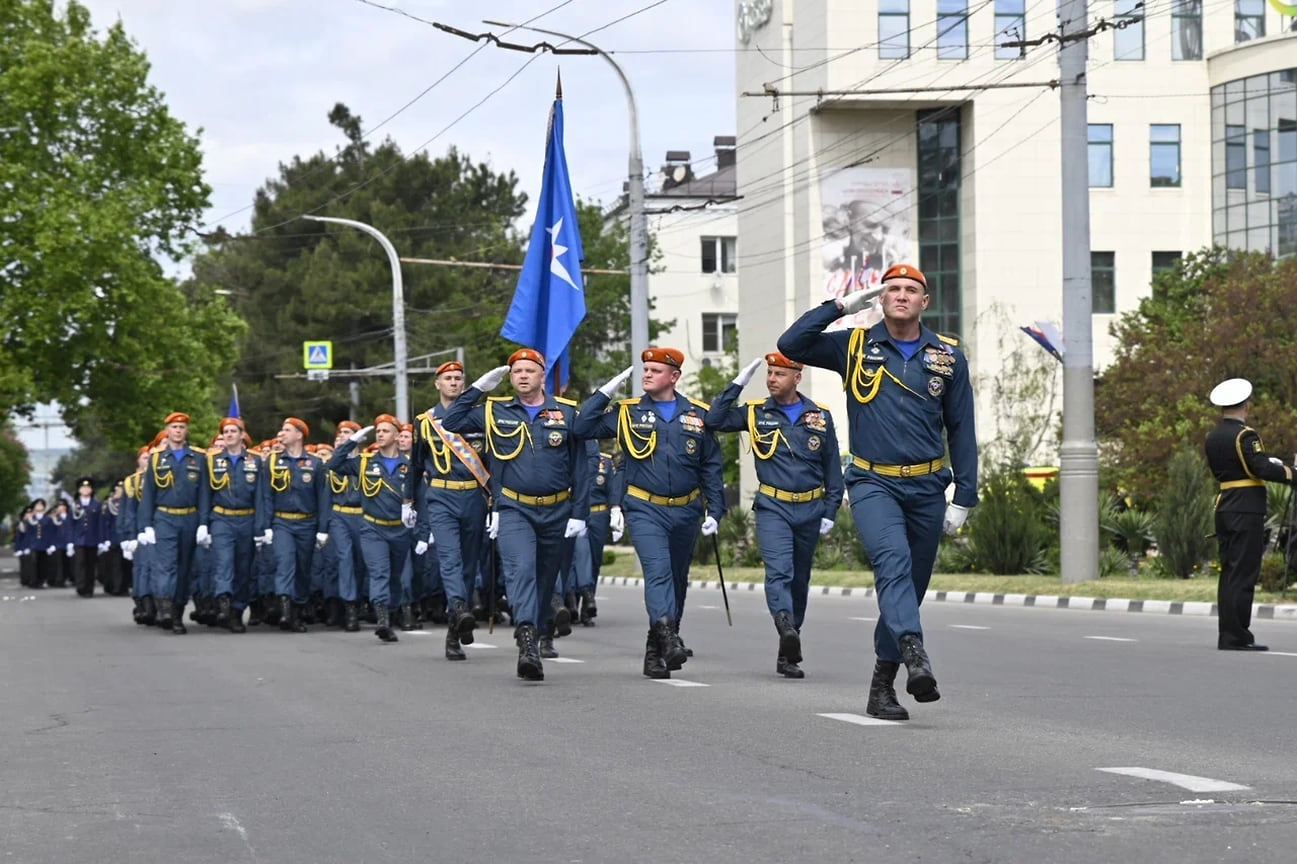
[962,467,1053,574]
[602,549,616,567]
[1259,552,1290,594]
[1152,448,1216,579]
[1098,546,1133,579]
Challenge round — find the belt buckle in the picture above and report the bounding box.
[900,464,912,477]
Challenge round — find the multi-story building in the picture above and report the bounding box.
[732,0,1296,476]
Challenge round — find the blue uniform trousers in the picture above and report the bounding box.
[847,474,946,663]
[497,504,568,632]
[360,521,411,607]
[625,498,702,624]
[254,542,276,597]
[581,508,611,591]
[332,511,365,602]
[133,543,154,598]
[755,501,821,629]
[311,535,337,599]
[428,490,486,609]
[153,511,198,604]
[413,542,441,604]
[272,518,317,603]
[211,515,256,609]
[193,545,213,604]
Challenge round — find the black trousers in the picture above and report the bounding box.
[19,554,37,587]
[1215,509,1264,647]
[74,547,97,597]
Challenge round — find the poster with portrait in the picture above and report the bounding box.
[820,166,913,331]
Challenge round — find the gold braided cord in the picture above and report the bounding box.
[746,403,787,461]
[358,452,404,498]
[268,452,292,492]
[420,416,453,474]
[329,471,349,494]
[151,451,174,490]
[846,328,926,404]
[207,453,231,491]
[617,401,656,460]
[485,401,530,461]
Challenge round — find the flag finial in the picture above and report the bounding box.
[555,68,562,99]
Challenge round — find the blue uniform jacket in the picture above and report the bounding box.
[327,450,363,511]
[325,441,412,523]
[441,387,590,520]
[99,498,121,547]
[777,302,978,508]
[589,451,624,509]
[573,392,726,520]
[706,382,845,520]
[68,498,101,547]
[260,451,331,531]
[412,403,491,539]
[205,448,269,534]
[140,446,211,529]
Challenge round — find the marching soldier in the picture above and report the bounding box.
[329,421,368,632]
[413,360,491,662]
[778,263,977,720]
[121,447,152,623]
[260,417,330,633]
[705,352,845,678]
[68,476,102,598]
[311,442,341,626]
[1204,377,1295,651]
[441,349,591,681]
[199,417,267,633]
[575,348,727,680]
[15,502,40,588]
[138,412,210,634]
[98,481,126,596]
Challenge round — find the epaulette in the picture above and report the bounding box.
[554,396,577,407]
[687,397,711,411]
[149,444,166,454]
[814,401,831,412]
[744,399,765,407]
[937,333,960,346]
[616,397,639,406]
[486,395,510,402]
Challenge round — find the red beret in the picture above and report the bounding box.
[881,263,927,289]
[508,348,546,369]
[164,412,190,425]
[642,347,684,369]
[219,416,245,432]
[765,351,803,371]
[374,414,400,431]
[284,417,310,438]
[337,420,362,434]
[436,361,464,376]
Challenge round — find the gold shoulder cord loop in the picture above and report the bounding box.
[847,329,926,403]
[208,453,230,491]
[747,403,785,461]
[151,451,174,490]
[421,416,453,474]
[617,401,656,460]
[329,470,349,494]
[269,452,292,492]
[359,453,384,498]
[485,401,530,461]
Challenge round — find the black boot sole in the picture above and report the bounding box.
[906,673,939,701]
[554,607,572,638]
[456,614,476,645]
[643,663,670,679]
[663,647,687,671]
[866,703,910,720]
[376,628,399,643]
[517,658,544,680]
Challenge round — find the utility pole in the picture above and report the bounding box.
[1057,0,1100,583]
[349,362,360,423]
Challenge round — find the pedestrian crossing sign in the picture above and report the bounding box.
[303,341,333,370]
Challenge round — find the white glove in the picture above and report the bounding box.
[427,530,435,547]
[315,532,329,549]
[733,357,764,387]
[100,541,110,553]
[258,528,274,546]
[943,503,970,535]
[122,543,135,561]
[598,365,634,398]
[46,546,56,555]
[472,365,511,392]
[486,511,500,540]
[66,543,75,557]
[819,518,834,536]
[138,527,156,546]
[700,515,719,536]
[1270,457,1286,468]
[196,525,212,548]
[565,518,587,539]
[349,424,373,444]
[839,284,883,315]
[610,506,625,543]
[414,540,429,556]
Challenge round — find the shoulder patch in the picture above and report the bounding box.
[937,333,960,346]
[554,396,577,407]
[814,401,831,412]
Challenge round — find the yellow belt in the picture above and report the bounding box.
[364,514,403,527]
[852,456,944,478]
[274,511,313,520]
[428,478,479,490]
[212,506,254,517]
[758,484,824,503]
[502,487,571,507]
[156,506,197,515]
[1219,479,1264,490]
[589,504,609,513]
[626,486,700,507]
[332,505,362,514]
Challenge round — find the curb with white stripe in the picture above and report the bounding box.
[596,576,1297,620]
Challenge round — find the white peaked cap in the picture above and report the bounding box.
[1209,378,1253,407]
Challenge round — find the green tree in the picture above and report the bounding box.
[1097,249,1297,499]
[0,423,33,517]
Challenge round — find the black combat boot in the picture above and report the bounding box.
[188,598,203,624]
[776,652,805,679]
[564,590,579,621]
[670,619,692,663]
[445,624,466,661]
[515,624,544,681]
[363,601,378,624]
[324,597,344,628]
[215,593,232,629]
[170,601,187,634]
[865,660,909,721]
[898,634,940,703]
[132,596,144,624]
[374,603,399,643]
[247,596,264,626]
[202,596,219,627]
[155,597,173,629]
[774,610,802,664]
[140,595,157,625]
[538,633,559,659]
[643,628,669,679]
[428,593,448,625]
[399,603,417,632]
[276,595,293,631]
[290,603,309,633]
[262,594,281,626]
[579,587,598,625]
[343,602,360,632]
[451,600,476,646]
[228,602,246,634]
[656,618,687,671]
[470,589,487,622]
[551,594,572,638]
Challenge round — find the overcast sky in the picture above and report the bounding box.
[76,0,741,237]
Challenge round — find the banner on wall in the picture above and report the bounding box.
[820,166,914,331]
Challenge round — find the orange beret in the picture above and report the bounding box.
[400,423,413,433]
[337,420,362,434]
[642,347,684,369]
[164,412,190,425]
[316,444,334,455]
[508,348,545,369]
[284,417,309,437]
[305,444,318,454]
[137,445,151,457]
[881,263,927,288]
[364,442,380,453]
[436,361,464,376]
[374,413,400,431]
[219,416,245,431]
[765,351,803,371]
[150,429,167,448]
[242,432,252,446]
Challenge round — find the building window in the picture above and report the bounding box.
[701,312,737,353]
[1235,0,1265,43]
[1092,252,1116,314]
[700,236,736,274]
[937,0,969,60]
[1114,0,1145,60]
[1152,251,1182,274]
[1225,125,1247,190]
[1150,125,1182,187]
[1254,129,1271,194]
[879,0,910,59]
[994,0,1026,60]
[1171,0,1203,60]
[1089,124,1114,188]
[917,109,962,336]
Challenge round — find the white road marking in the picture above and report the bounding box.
[848,616,876,622]
[465,643,497,649]
[949,625,989,630]
[218,812,258,862]
[1084,636,1137,642]
[551,657,585,664]
[1096,767,1250,792]
[817,712,901,727]
[653,679,709,687]
[698,605,720,610]
[1266,651,1297,657]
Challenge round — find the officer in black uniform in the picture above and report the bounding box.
[1204,377,1293,651]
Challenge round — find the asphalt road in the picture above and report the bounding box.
[3,575,1296,864]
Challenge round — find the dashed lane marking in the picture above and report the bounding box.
[848,616,875,622]
[1265,651,1297,657]
[653,679,709,687]
[1084,636,1137,642]
[465,643,498,649]
[551,657,585,664]
[1096,767,1249,793]
[698,605,720,610]
[949,625,989,630]
[817,712,901,727]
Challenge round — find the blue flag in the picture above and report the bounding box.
[501,89,585,391]
[227,383,241,419]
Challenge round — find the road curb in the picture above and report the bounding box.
[596,576,1297,621]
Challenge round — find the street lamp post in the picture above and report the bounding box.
[480,19,650,383]
[302,215,409,421]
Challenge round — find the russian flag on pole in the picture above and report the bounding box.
[501,73,586,392]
